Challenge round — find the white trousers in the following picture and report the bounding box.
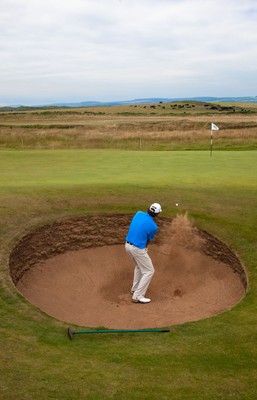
[125,243,155,298]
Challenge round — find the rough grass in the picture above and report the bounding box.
[1,149,257,399]
[0,101,257,150]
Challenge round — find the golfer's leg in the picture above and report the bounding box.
[125,243,142,292]
[132,265,142,292]
[133,250,154,298]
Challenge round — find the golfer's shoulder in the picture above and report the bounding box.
[134,211,146,219]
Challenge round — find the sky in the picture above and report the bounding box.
[1,0,257,106]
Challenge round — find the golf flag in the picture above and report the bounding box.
[211,123,219,131]
[210,123,219,156]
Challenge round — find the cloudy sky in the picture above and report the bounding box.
[1,0,257,105]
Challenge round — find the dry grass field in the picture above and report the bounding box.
[0,101,257,150]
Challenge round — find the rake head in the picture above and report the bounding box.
[67,327,74,340]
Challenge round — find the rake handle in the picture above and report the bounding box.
[68,327,169,339]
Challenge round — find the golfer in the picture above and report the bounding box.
[125,203,162,304]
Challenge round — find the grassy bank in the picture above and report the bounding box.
[1,149,257,399]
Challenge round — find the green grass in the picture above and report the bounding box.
[1,149,256,189]
[1,149,257,399]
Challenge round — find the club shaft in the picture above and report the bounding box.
[150,249,170,256]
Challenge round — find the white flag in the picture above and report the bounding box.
[211,123,219,131]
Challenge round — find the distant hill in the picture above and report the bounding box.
[4,96,257,109]
[47,96,257,108]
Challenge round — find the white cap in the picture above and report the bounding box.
[149,203,162,214]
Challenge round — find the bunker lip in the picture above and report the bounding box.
[9,214,247,329]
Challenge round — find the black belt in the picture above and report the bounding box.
[126,241,135,246]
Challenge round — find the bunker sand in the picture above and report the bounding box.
[16,215,246,329]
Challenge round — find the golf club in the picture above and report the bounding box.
[150,248,171,256]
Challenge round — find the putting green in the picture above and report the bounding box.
[0,149,256,189]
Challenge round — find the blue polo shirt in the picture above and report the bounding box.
[126,211,158,249]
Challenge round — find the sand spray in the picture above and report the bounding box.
[151,212,205,257]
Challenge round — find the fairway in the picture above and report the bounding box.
[1,149,257,399]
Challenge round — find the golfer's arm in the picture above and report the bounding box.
[146,229,157,247]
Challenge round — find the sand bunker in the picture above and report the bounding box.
[10,214,247,329]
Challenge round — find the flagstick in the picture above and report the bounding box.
[210,129,213,157]
[210,123,219,156]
